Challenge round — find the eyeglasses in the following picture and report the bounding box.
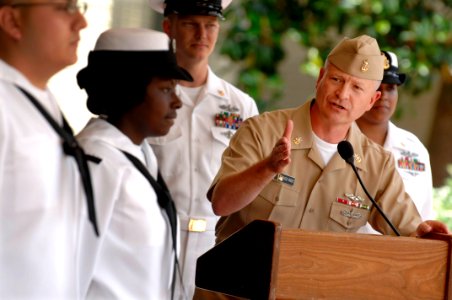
[10,1,88,15]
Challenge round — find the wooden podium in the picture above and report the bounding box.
[195,220,452,299]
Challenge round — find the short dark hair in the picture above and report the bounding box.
[84,75,152,119]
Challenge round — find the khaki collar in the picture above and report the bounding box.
[289,99,367,172]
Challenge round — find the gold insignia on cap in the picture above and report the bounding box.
[218,90,225,97]
[293,137,303,145]
[383,56,390,70]
[326,35,384,80]
[361,60,369,72]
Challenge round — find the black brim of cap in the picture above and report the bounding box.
[382,73,406,85]
[163,1,225,19]
[77,51,193,88]
[160,66,193,82]
[168,9,224,19]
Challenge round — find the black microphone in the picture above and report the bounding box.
[337,140,401,236]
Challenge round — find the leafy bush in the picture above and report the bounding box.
[222,0,452,111]
[433,164,452,228]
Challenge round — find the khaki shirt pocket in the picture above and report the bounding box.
[329,201,370,230]
[260,180,298,207]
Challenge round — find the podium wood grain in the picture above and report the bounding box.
[195,220,451,300]
[276,230,449,299]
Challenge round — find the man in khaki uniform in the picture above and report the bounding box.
[208,35,449,244]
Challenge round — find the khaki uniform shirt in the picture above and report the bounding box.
[211,100,421,243]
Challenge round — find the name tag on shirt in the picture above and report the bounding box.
[274,173,295,186]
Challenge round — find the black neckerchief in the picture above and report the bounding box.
[120,150,181,300]
[17,86,100,236]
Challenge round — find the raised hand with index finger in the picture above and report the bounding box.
[267,119,293,173]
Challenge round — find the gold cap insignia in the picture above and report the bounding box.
[361,60,369,72]
[326,35,384,80]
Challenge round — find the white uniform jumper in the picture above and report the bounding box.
[77,118,176,300]
[0,59,82,299]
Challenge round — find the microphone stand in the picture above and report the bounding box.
[349,163,401,236]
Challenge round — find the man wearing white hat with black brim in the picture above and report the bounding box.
[357,50,434,234]
[147,1,259,299]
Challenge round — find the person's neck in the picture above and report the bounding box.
[356,119,388,146]
[21,71,49,90]
[310,104,349,144]
[5,54,51,89]
[177,57,209,88]
[111,116,144,146]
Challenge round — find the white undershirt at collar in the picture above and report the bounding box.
[179,85,204,105]
[312,131,338,165]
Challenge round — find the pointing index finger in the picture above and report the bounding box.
[283,119,293,140]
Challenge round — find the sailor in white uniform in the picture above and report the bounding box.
[357,50,434,234]
[148,1,259,298]
[76,28,193,299]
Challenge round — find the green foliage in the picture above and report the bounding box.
[221,0,452,111]
[433,165,452,228]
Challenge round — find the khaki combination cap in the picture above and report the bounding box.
[327,35,384,81]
